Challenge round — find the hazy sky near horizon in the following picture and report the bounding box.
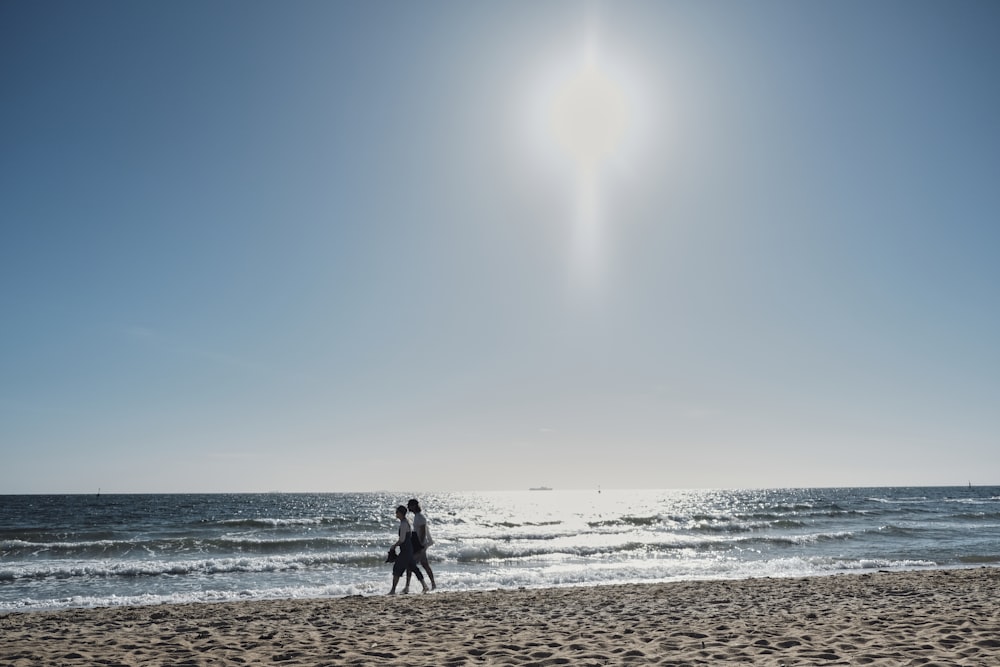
[3,1,999,494]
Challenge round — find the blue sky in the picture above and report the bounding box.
[2,1,998,493]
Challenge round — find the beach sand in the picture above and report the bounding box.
[2,568,998,666]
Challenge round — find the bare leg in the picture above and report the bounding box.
[417,551,436,589]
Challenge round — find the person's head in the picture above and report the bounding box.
[395,505,407,519]
[407,498,421,513]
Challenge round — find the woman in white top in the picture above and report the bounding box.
[388,505,428,595]
[406,498,436,590]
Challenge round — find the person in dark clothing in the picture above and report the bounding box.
[405,498,436,591]
[388,505,427,595]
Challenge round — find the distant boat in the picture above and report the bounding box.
[529,486,553,491]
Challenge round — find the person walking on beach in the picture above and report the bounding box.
[388,505,428,595]
[406,498,436,591]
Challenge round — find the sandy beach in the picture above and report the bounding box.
[2,567,998,666]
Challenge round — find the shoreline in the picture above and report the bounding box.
[2,567,998,665]
[3,562,996,617]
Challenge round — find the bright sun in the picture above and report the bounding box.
[546,52,631,289]
[549,60,629,167]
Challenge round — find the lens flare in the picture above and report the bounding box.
[547,45,630,291]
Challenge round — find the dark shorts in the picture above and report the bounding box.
[392,540,422,579]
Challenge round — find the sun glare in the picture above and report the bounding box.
[545,46,632,291]
[550,60,629,167]
[518,16,646,295]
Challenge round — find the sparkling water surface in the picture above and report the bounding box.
[2,487,998,612]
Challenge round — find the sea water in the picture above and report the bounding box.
[2,487,998,613]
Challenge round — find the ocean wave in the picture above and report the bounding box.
[868,524,918,538]
[943,496,1000,505]
[452,543,639,563]
[784,531,855,545]
[839,558,939,570]
[742,509,865,521]
[0,551,392,582]
[442,529,867,563]
[765,503,816,512]
[589,515,663,528]
[587,509,868,532]
[207,516,367,528]
[867,496,931,504]
[491,520,563,529]
[0,535,367,559]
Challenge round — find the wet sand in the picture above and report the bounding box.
[2,567,998,666]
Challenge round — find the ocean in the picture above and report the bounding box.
[2,487,998,613]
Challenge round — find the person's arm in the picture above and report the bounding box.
[391,521,407,548]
